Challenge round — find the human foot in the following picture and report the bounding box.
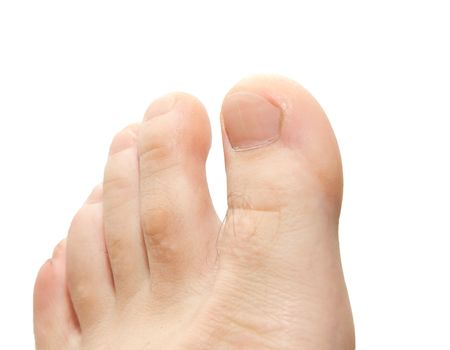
[33,76,354,350]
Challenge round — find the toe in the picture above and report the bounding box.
[221,75,343,215]
[103,124,149,300]
[138,93,220,294]
[217,75,352,342]
[66,187,115,329]
[219,75,343,267]
[34,240,80,350]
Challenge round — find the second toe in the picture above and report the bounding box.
[138,93,220,296]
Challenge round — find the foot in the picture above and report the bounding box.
[34,76,354,350]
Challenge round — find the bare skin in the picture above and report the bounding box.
[33,75,355,349]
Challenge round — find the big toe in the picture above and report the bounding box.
[220,76,344,264]
[218,75,353,347]
[221,75,343,215]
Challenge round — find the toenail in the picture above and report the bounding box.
[145,94,176,120]
[222,92,282,151]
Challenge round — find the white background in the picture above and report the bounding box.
[1,1,449,348]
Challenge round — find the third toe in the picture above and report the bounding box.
[103,124,150,299]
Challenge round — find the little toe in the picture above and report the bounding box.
[34,240,80,350]
[66,186,115,329]
[138,93,220,294]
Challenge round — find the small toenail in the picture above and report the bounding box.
[222,92,282,151]
[145,94,176,120]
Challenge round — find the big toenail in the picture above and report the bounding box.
[145,94,176,120]
[222,92,282,150]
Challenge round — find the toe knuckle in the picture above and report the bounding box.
[139,143,180,178]
[69,282,97,305]
[104,234,125,260]
[103,173,134,196]
[140,140,173,163]
[142,205,173,240]
[138,122,181,177]
[141,204,186,264]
